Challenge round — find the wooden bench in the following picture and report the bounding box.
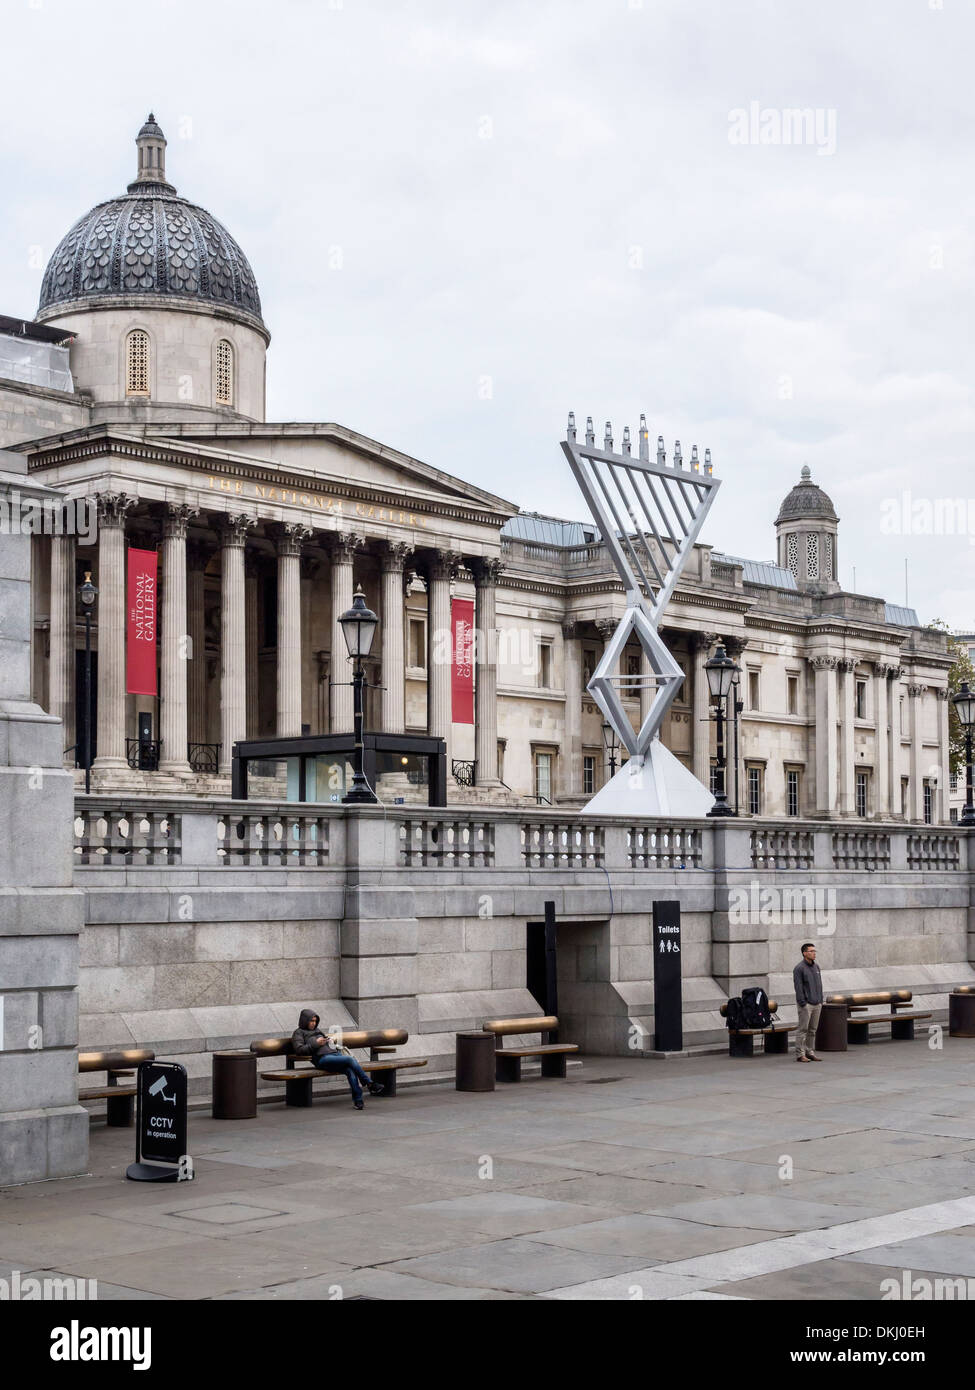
[719,999,795,1057]
[825,990,932,1044]
[482,1016,579,1082]
[250,1029,427,1107]
[78,1048,155,1126]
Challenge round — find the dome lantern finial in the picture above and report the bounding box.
[131,112,174,193]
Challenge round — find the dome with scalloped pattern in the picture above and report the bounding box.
[36,115,266,337]
[775,465,838,525]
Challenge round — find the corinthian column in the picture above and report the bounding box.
[49,529,76,762]
[92,494,136,771]
[472,557,503,786]
[561,621,582,796]
[380,541,411,733]
[276,523,311,737]
[425,550,459,751]
[245,552,260,738]
[812,655,838,816]
[218,514,255,775]
[908,683,927,821]
[691,632,718,785]
[873,661,892,818]
[158,503,198,774]
[329,533,362,732]
[837,658,856,816]
[187,542,209,747]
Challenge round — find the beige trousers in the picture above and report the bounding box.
[795,1002,822,1056]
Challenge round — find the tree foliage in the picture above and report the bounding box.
[927,619,975,773]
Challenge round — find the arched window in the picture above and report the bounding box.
[125,329,150,396]
[215,339,234,406]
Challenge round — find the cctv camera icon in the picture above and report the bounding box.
[148,1074,176,1105]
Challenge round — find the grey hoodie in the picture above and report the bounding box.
[291,1009,341,1058]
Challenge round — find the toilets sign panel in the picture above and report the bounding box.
[139,1062,187,1164]
[652,900,683,1051]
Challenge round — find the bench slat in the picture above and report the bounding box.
[482,1016,559,1036]
[80,1086,137,1100]
[728,1025,797,1036]
[261,1059,428,1082]
[78,1049,154,1073]
[847,1013,931,1025]
[494,1044,579,1058]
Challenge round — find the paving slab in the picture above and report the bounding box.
[530,1212,778,1260]
[706,1257,916,1301]
[386,1236,650,1293]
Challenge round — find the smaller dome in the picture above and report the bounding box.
[138,112,164,139]
[776,465,838,525]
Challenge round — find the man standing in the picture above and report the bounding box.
[793,942,824,1062]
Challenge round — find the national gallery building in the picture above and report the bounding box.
[0,118,953,821]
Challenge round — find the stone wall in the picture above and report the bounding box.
[0,378,90,450]
[71,801,975,1101]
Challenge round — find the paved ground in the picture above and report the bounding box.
[3,1042,975,1300]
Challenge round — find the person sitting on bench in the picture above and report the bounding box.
[291,1010,385,1110]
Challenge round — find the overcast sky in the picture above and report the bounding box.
[2,0,973,628]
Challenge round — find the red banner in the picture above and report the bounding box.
[126,547,158,695]
[451,597,475,724]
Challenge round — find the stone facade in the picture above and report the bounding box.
[0,448,87,1184]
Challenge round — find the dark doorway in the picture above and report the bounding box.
[74,648,97,765]
[526,900,559,1018]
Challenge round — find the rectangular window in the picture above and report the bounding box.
[950,770,959,793]
[787,674,799,716]
[924,782,933,825]
[537,641,552,689]
[855,679,867,720]
[856,771,868,818]
[747,765,762,816]
[582,756,595,795]
[786,768,800,817]
[901,777,909,818]
[582,648,597,687]
[709,761,718,796]
[408,617,426,671]
[534,751,553,803]
[748,669,760,711]
[950,807,959,824]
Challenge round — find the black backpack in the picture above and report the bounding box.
[741,986,772,1029]
[725,996,745,1030]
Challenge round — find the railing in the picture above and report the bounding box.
[522,821,604,868]
[907,833,961,871]
[627,824,703,869]
[125,738,160,771]
[216,812,330,866]
[833,831,891,871]
[750,828,814,870]
[74,807,180,865]
[451,760,476,788]
[188,742,221,774]
[399,818,494,867]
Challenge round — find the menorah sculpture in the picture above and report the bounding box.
[562,412,720,816]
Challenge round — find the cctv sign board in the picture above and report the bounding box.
[138,1061,187,1165]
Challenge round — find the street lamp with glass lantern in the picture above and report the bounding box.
[601,719,619,779]
[705,643,739,817]
[79,571,98,795]
[952,680,975,826]
[339,585,379,804]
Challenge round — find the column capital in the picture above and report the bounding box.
[595,617,618,642]
[275,521,313,558]
[907,682,927,698]
[378,539,413,573]
[218,512,257,548]
[934,686,951,701]
[329,531,364,564]
[561,620,582,641]
[691,630,720,653]
[163,502,199,540]
[470,555,505,587]
[94,492,136,528]
[873,660,899,679]
[424,548,462,583]
[723,635,749,659]
[836,657,857,673]
[810,655,838,671]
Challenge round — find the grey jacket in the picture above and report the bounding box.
[793,958,823,1006]
[292,1009,341,1058]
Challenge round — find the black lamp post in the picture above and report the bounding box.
[601,719,619,778]
[705,643,739,817]
[952,680,975,826]
[79,571,98,795]
[339,585,379,805]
